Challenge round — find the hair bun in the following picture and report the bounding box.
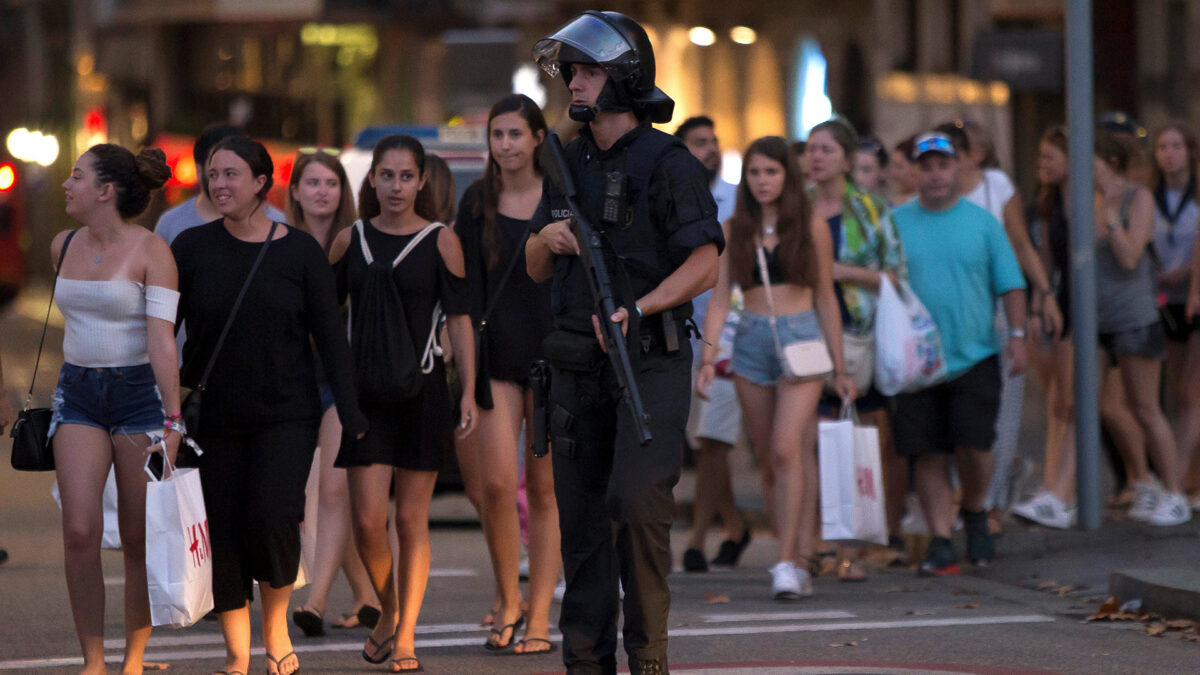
[134,147,172,190]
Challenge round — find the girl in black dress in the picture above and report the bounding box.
[173,136,366,675]
[330,134,476,673]
[455,94,558,654]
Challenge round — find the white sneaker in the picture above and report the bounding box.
[900,494,930,536]
[1012,492,1075,529]
[1147,492,1193,526]
[769,561,812,600]
[1129,480,1162,522]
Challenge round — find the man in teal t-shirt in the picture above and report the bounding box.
[890,132,1026,577]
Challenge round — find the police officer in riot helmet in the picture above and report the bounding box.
[527,10,724,675]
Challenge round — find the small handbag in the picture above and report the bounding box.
[181,221,279,440]
[473,236,528,410]
[756,243,833,380]
[10,230,77,471]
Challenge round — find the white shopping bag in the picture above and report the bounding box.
[51,467,122,550]
[145,448,214,628]
[818,406,888,546]
[873,275,947,396]
[295,445,322,590]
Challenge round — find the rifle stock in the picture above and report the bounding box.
[541,132,653,445]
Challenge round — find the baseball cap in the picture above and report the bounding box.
[912,132,957,161]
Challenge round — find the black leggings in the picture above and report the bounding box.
[197,421,318,612]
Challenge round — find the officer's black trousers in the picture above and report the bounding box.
[549,342,692,674]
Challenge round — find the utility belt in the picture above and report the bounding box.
[543,309,695,373]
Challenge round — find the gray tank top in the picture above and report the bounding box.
[1096,187,1160,333]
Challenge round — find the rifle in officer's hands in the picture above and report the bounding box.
[541,132,653,445]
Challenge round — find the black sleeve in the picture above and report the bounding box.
[302,236,368,436]
[170,234,190,336]
[652,147,725,264]
[454,182,486,320]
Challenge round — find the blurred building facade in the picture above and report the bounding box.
[1,0,1198,277]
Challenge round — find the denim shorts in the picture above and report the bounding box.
[50,363,164,438]
[732,310,822,386]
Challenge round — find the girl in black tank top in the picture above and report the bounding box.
[453,94,560,654]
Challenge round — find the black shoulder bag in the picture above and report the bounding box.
[181,221,279,439]
[10,230,77,471]
[473,238,527,410]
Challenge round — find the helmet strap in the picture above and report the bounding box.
[565,76,633,123]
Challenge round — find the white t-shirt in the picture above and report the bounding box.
[964,168,1016,225]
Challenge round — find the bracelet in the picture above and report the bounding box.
[166,412,182,420]
[1009,328,1027,339]
[634,304,643,318]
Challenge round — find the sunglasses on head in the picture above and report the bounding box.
[299,146,340,157]
[914,135,954,157]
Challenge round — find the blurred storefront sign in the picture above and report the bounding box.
[215,0,321,19]
[971,29,1063,92]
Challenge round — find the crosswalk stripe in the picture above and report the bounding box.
[702,611,856,622]
[0,613,1054,670]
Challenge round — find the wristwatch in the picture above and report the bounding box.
[1009,328,1027,339]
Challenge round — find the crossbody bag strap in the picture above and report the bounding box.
[479,236,527,326]
[196,221,280,391]
[755,243,786,358]
[25,230,78,408]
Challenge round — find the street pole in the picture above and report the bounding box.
[1067,0,1100,530]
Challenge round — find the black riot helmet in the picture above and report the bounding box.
[533,10,674,124]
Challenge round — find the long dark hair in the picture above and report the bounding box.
[357,134,436,222]
[287,150,355,251]
[728,136,814,289]
[478,94,547,268]
[1151,121,1198,219]
[422,154,456,224]
[1035,125,1068,224]
[87,144,172,219]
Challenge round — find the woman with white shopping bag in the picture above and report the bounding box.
[172,137,368,675]
[804,120,908,580]
[50,144,179,675]
[697,136,855,601]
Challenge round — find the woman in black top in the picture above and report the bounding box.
[455,94,558,654]
[172,136,366,675]
[330,134,475,673]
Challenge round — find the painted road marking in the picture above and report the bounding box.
[0,613,1054,670]
[702,610,856,622]
[100,622,487,649]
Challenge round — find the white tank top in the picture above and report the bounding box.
[56,279,178,367]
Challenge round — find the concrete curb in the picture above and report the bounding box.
[1110,567,1200,622]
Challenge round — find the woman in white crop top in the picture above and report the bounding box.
[50,144,179,675]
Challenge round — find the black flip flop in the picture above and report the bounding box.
[484,612,525,652]
[391,656,424,672]
[357,604,382,630]
[265,651,298,675]
[506,637,558,656]
[291,607,324,637]
[362,635,394,664]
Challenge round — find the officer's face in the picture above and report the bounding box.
[683,126,721,174]
[916,152,959,207]
[568,64,608,107]
[745,152,786,207]
[490,111,544,175]
[369,149,427,217]
[805,129,848,186]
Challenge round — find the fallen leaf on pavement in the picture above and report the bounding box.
[1166,619,1196,631]
[143,664,170,671]
[955,602,980,610]
[1146,623,1167,637]
[828,641,858,647]
[1056,585,1077,597]
[1181,630,1199,642]
[1036,580,1061,591]
[1086,597,1121,621]
[702,592,730,604]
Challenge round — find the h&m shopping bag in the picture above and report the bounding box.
[145,448,213,628]
[818,405,888,546]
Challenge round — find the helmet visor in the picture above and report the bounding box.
[533,13,633,77]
